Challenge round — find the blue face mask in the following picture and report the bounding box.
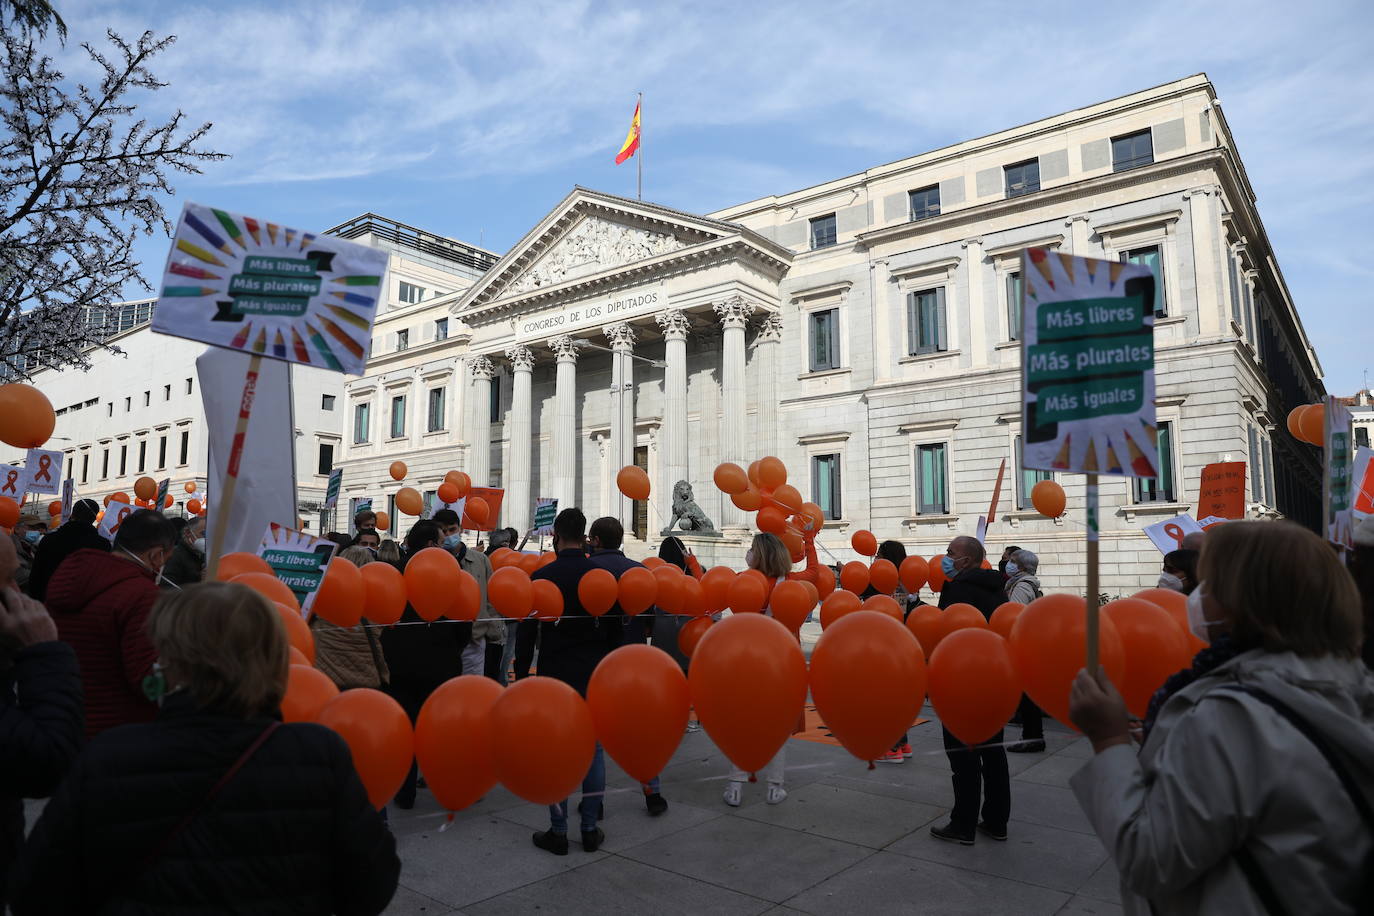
[443,533,462,551]
[24,530,41,544]
[941,555,957,577]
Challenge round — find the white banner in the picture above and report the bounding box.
[98,499,135,541]
[24,448,63,496]
[0,463,28,501]
[1142,513,1203,555]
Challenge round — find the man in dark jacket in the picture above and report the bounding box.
[518,508,621,855]
[931,535,1012,846]
[161,516,206,588]
[0,534,84,909]
[25,499,108,602]
[46,509,174,738]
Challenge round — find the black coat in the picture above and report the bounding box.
[160,541,205,588]
[8,694,398,916]
[25,519,109,602]
[0,641,84,908]
[515,549,622,696]
[939,568,1007,618]
[378,548,473,691]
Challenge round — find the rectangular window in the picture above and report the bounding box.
[398,281,425,304]
[909,185,940,221]
[1015,436,1052,510]
[1357,426,1370,449]
[163,384,171,401]
[118,445,127,477]
[395,329,409,351]
[101,449,109,479]
[809,213,837,249]
[178,431,189,465]
[1006,272,1024,340]
[427,387,446,432]
[353,402,371,444]
[137,440,146,473]
[1262,436,1276,505]
[186,378,193,395]
[489,375,501,423]
[1120,246,1166,317]
[143,391,150,407]
[81,453,89,484]
[434,318,449,340]
[390,395,406,438]
[1248,425,1262,502]
[124,396,131,412]
[157,436,167,470]
[1111,129,1154,171]
[321,394,335,411]
[1227,250,1242,325]
[915,443,948,514]
[317,442,334,476]
[1242,278,1254,341]
[809,308,839,372]
[906,287,948,355]
[1132,421,1176,503]
[107,402,113,417]
[1004,159,1040,198]
[811,454,842,520]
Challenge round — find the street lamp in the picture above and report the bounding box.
[571,338,667,369]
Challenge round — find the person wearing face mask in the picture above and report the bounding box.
[998,545,1022,578]
[1069,521,1374,916]
[160,516,207,588]
[1003,549,1046,754]
[433,508,499,678]
[44,508,176,738]
[1158,549,1199,594]
[8,517,42,592]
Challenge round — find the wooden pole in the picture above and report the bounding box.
[1085,472,1100,672]
[206,355,263,579]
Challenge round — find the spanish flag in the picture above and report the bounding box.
[615,99,641,164]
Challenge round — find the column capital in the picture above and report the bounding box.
[604,322,637,351]
[1064,213,1092,225]
[467,354,495,380]
[504,345,535,373]
[758,312,784,343]
[713,296,754,329]
[960,236,984,250]
[549,335,579,363]
[655,309,691,341]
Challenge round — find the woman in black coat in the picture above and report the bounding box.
[9,581,399,915]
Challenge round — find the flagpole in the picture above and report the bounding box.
[637,91,643,201]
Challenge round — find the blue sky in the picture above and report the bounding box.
[47,0,1374,395]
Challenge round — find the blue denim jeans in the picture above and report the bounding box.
[549,744,605,835]
[498,621,519,686]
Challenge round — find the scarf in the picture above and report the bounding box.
[1141,633,1248,742]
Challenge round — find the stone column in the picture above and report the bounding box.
[548,336,579,511]
[755,312,783,458]
[714,297,754,531]
[1185,185,1224,338]
[655,309,691,514]
[466,355,494,487]
[605,323,637,521]
[962,237,987,368]
[504,345,535,533]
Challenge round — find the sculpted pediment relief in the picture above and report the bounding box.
[505,216,689,296]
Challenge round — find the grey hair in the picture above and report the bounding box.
[1011,549,1039,575]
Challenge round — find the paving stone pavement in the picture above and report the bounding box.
[382,707,1124,916]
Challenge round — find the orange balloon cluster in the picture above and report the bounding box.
[712,457,822,551]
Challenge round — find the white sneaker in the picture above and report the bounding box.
[766,784,787,805]
[722,781,743,807]
[686,721,701,733]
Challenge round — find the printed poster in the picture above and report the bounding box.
[23,448,63,496]
[1352,446,1374,519]
[533,498,558,537]
[59,479,74,524]
[152,202,390,376]
[0,463,28,501]
[98,499,135,541]
[462,486,504,532]
[1195,462,1247,521]
[1142,513,1204,555]
[1020,248,1158,476]
[1323,396,1354,547]
[324,468,343,510]
[156,477,170,509]
[256,523,337,618]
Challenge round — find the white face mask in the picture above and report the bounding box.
[1186,584,1213,645]
[192,537,206,554]
[1157,571,1184,591]
[1005,561,1020,577]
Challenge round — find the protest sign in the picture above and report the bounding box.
[1143,513,1203,554]
[462,487,504,531]
[23,448,62,496]
[533,498,558,537]
[1196,462,1246,521]
[1196,515,1229,529]
[257,522,337,618]
[324,468,343,510]
[59,479,74,524]
[1352,446,1374,519]
[0,463,28,501]
[98,500,134,541]
[156,477,170,508]
[1323,396,1354,547]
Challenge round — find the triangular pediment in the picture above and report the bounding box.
[507,214,691,295]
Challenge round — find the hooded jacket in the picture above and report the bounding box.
[1071,649,1374,916]
[45,547,160,738]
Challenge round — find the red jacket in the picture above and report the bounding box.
[45,548,159,739]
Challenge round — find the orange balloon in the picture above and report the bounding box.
[282,664,339,723]
[1008,594,1127,729]
[770,484,802,514]
[360,561,406,626]
[463,496,490,528]
[811,611,927,762]
[443,470,471,497]
[714,462,749,495]
[491,677,597,805]
[756,456,787,490]
[186,498,202,515]
[756,505,787,535]
[110,491,130,506]
[850,530,877,557]
[163,494,174,508]
[839,560,869,594]
[0,383,55,448]
[404,546,460,621]
[449,570,482,623]
[731,486,763,511]
[530,578,564,622]
[940,603,989,644]
[0,496,19,530]
[815,564,836,599]
[374,510,391,531]
[679,577,706,616]
[395,486,422,516]
[861,594,902,621]
[517,552,541,574]
[678,616,714,657]
[318,688,415,809]
[1133,588,1204,656]
[929,629,1023,746]
[314,558,364,628]
[780,528,806,563]
[869,558,899,595]
[133,476,157,501]
[232,571,299,612]
[747,460,762,487]
[1285,405,1305,440]
[899,556,929,592]
[288,646,309,667]
[906,604,943,659]
[47,500,61,516]
[617,465,650,501]
[727,571,767,614]
[796,502,825,533]
[437,482,460,504]
[276,602,314,663]
[617,566,657,616]
[578,568,619,616]
[819,589,861,630]
[415,675,504,812]
[489,547,515,569]
[989,602,1025,640]
[770,580,813,631]
[700,565,735,613]
[1297,403,1324,446]
[689,614,807,775]
[799,580,819,612]
[926,555,947,592]
[1031,480,1066,518]
[588,645,691,784]
[652,564,684,613]
[183,481,197,494]
[641,556,665,570]
[389,460,407,481]
[488,566,533,620]
[1103,598,1192,718]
